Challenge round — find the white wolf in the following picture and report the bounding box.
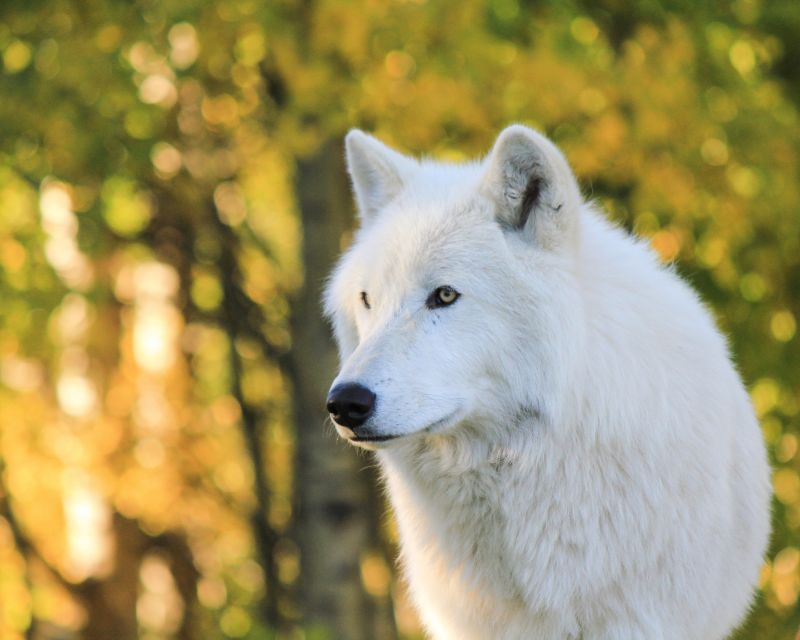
[323,125,771,640]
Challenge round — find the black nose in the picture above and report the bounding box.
[326,383,376,429]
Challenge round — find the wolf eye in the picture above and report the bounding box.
[360,291,371,309]
[427,286,460,309]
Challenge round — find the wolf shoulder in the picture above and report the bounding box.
[577,206,749,400]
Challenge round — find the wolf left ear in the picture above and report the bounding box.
[482,125,581,249]
[345,130,418,223]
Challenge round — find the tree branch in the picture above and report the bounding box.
[210,198,285,630]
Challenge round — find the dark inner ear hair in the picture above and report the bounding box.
[516,174,542,230]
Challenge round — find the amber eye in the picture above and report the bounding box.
[427,286,460,309]
[360,291,371,309]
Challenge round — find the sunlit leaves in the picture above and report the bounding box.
[101,178,152,237]
[150,142,182,178]
[168,23,199,70]
[771,310,797,343]
[191,269,223,312]
[2,40,32,74]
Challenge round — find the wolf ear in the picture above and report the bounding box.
[482,125,581,249]
[345,130,417,223]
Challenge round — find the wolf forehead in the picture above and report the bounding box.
[330,188,506,297]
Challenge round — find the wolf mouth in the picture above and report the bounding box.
[349,408,463,444]
[351,434,399,443]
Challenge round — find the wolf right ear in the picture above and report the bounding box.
[482,125,582,249]
[345,130,418,223]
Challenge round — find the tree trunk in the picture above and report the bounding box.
[291,139,397,640]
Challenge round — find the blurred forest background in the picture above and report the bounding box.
[0,0,798,638]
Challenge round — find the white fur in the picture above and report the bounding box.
[324,125,771,639]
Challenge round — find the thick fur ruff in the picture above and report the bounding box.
[324,125,771,639]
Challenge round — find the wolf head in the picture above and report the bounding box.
[324,125,585,449]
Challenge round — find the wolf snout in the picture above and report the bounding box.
[326,382,376,429]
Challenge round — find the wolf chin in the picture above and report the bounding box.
[323,125,771,640]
